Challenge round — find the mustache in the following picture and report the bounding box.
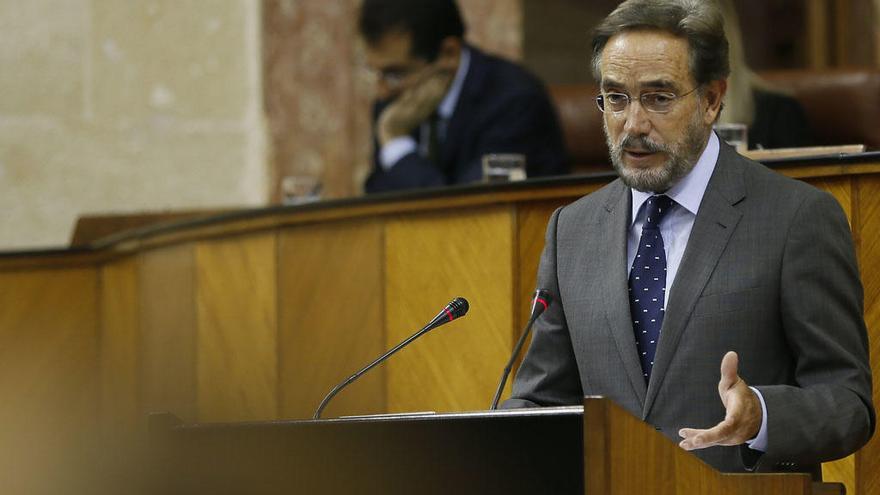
[616,134,669,154]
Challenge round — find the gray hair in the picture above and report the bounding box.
[591,0,730,86]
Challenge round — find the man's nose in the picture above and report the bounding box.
[622,99,652,137]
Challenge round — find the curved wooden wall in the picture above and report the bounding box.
[0,156,879,493]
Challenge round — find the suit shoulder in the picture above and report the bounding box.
[473,48,550,98]
[557,179,626,224]
[736,154,828,201]
[728,151,843,223]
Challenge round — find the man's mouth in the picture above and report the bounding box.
[624,149,657,158]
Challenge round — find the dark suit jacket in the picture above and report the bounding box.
[365,46,569,193]
[505,141,874,474]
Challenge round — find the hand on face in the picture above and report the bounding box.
[377,65,455,146]
[678,351,763,450]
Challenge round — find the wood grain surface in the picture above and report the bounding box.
[278,220,385,419]
[139,244,198,421]
[99,257,141,433]
[195,233,279,422]
[384,206,515,413]
[0,268,99,494]
[0,268,99,419]
[584,398,812,495]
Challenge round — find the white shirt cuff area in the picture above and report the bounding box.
[380,136,418,171]
[746,386,768,452]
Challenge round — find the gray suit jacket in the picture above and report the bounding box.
[505,142,875,473]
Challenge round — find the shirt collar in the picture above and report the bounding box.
[437,47,471,120]
[630,131,720,225]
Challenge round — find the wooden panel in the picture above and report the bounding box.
[139,244,198,421]
[822,455,854,495]
[584,398,812,495]
[99,257,141,432]
[0,268,99,493]
[855,175,880,495]
[385,206,514,413]
[71,209,232,246]
[195,233,279,422]
[279,221,384,419]
[0,268,99,417]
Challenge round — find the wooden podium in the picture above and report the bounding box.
[149,397,838,495]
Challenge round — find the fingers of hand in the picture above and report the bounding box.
[412,65,455,87]
[679,386,762,450]
[380,72,451,140]
[718,351,739,392]
[678,354,761,452]
[409,72,453,107]
[678,418,736,450]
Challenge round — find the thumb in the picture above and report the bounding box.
[719,351,739,392]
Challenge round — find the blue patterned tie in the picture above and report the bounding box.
[629,195,675,382]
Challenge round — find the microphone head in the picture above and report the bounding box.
[423,297,470,332]
[530,290,553,318]
[448,297,469,319]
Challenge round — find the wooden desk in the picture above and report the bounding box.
[148,397,839,495]
[0,152,878,494]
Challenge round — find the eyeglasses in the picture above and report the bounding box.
[595,87,699,114]
[379,69,411,88]
[374,63,428,89]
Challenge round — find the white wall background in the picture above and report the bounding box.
[0,0,269,250]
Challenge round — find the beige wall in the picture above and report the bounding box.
[0,0,268,250]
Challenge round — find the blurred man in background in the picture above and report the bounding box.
[359,0,569,193]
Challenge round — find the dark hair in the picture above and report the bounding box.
[591,0,729,86]
[358,0,466,61]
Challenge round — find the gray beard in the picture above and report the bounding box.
[605,115,708,193]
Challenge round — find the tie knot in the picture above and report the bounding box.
[643,195,675,229]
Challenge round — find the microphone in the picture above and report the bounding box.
[313,297,469,419]
[490,290,553,410]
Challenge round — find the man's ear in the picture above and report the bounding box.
[435,37,463,70]
[703,79,727,125]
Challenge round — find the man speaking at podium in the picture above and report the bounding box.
[504,0,874,475]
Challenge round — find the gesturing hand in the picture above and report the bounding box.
[377,66,455,146]
[678,351,763,450]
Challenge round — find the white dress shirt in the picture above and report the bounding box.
[626,132,768,452]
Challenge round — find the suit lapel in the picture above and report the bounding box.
[598,183,648,408]
[643,144,746,416]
